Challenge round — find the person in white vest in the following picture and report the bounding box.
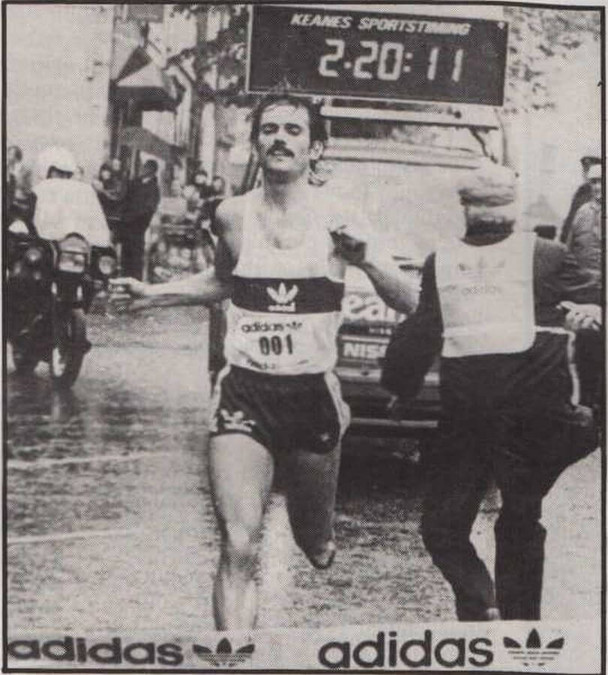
[111,93,418,630]
[32,147,111,248]
[382,161,599,621]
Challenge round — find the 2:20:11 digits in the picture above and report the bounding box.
[319,39,464,83]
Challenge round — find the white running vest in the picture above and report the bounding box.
[435,233,536,358]
[224,191,344,375]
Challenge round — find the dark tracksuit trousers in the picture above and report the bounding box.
[575,330,603,408]
[383,231,599,621]
[121,223,147,280]
[421,360,594,620]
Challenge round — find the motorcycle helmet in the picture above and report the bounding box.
[38,146,77,179]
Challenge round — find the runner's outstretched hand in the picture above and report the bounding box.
[109,277,151,313]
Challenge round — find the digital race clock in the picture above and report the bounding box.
[247,5,508,106]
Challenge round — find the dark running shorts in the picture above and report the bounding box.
[208,366,350,455]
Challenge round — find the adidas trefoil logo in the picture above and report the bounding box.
[267,282,298,312]
[219,409,256,432]
[193,638,255,668]
[504,629,565,668]
[458,256,507,275]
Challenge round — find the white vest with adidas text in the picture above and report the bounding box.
[435,233,536,358]
[224,190,344,375]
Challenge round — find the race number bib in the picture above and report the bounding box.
[234,315,319,371]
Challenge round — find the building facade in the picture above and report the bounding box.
[6,4,196,188]
[7,4,115,181]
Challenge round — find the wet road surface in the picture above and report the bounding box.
[6,307,602,632]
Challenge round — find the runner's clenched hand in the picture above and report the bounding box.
[330,224,368,266]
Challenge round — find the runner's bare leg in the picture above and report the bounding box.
[209,434,274,629]
[285,443,342,569]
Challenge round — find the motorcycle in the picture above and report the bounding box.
[6,222,116,388]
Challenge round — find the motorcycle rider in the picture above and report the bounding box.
[32,147,111,247]
[8,147,112,381]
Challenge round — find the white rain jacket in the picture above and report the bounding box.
[33,179,111,247]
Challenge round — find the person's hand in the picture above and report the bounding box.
[109,277,149,313]
[91,179,103,192]
[560,302,602,332]
[330,224,368,267]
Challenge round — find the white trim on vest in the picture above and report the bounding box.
[436,233,536,358]
[224,190,342,375]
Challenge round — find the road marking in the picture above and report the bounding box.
[8,528,142,545]
[8,451,174,470]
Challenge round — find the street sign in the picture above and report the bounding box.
[247,5,508,106]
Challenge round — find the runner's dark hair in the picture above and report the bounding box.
[249,93,327,146]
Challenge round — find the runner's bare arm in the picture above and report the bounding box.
[110,199,243,311]
[111,266,232,311]
[359,254,420,314]
[331,227,419,314]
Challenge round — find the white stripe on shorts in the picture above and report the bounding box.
[564,330,580,405]
[324,371,351,441]
[207,365,231,430]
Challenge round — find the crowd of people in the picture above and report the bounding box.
[91,159,226,280]
[5,147,228,281]
[111,94,603,630]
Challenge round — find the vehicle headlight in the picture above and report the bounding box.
[58,251,87,273]
[58,234,89,273]
[9,220,30,235]
[97,255,116,276]
[24,247,43,266]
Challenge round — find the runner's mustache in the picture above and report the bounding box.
[267,143,294,157]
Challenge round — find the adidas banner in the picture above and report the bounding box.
[6,619,600,672]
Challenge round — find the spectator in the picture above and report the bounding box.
[560,154,601,243]
[565,162,603,409]
[5,156,17,220]
[211,174,226,197]
[565,163,602,283]
[192,168,215,200]
[204,175,227,226]
[92,161,126,239]
[111,157,123,176]
[7,145,33,223]
[158,179,189,224]
[110,157,128,196]
[121,159,161,280]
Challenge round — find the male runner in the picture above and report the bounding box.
[113,94,417,630]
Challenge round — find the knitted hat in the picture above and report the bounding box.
[458,162,517,207]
